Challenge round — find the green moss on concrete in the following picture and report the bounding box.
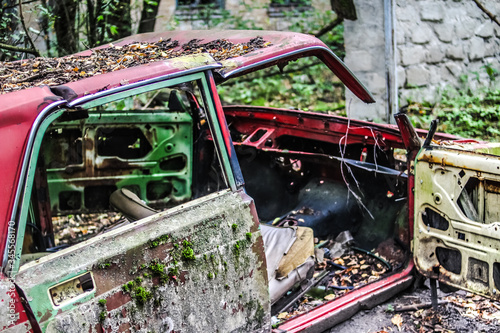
[135,286,152,305]
[99,310,107,323]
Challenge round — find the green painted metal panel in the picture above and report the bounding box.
[43,110,193,214]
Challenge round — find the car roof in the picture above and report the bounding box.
[0,30,373,232]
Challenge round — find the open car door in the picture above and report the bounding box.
[10,65,270,332]
[413,143,500,299]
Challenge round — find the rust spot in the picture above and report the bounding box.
[485,180,500,194]
[105,290,132,311]
[178,270,188,284]
[251,233,268,277]
[39,309,52,323]
[94,323,103,333]
[118,322,132,331]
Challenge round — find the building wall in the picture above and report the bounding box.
[343,0,387,121]
[396,0,499,105]
[345,0,500,122]
[155,0,332,31]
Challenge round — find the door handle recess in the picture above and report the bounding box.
[49,272,95,306]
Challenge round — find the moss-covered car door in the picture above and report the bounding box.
[413,144,500,300]
[11,71,270,332]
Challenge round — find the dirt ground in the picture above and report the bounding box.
[329,279,500,333]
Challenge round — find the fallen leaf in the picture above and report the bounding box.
[391,313,403,331]
[277,312,288,319]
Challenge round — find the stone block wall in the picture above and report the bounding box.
[345,0,500,122]
[397,0,499,105]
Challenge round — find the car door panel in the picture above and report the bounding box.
[414,147,500,299]
[15,190,270,332]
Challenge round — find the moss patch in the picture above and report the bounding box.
[135,286,153,305]
[148,234,170,248]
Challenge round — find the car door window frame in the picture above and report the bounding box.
[6,69,239,277]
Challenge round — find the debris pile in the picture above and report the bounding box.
[328,250,390,291]
[444,293,500,324]
[0,37,269,93]
[53,212,125,245]
[376,292,500,332]
[276,246,399,323]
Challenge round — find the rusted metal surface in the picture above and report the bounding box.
[44,109,193,215]
[414,147,500,300]
[6,28,500,333]
[225,105,405,149]
[15,190,270,332]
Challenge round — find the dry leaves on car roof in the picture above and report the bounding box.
[0,37,270,94]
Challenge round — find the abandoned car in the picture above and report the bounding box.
[1,30,500,333]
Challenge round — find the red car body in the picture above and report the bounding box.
[1,30,497,332]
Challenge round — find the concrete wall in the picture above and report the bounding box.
[345,0,500,122]
[343,0,387,122]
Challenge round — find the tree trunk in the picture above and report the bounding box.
[138,0,160,33]
[53,0,78,56]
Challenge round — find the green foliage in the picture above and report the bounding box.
[181,239,195,260]
[219,56,345,113]
[0,0,160,59]
[148,234,170,248]
[98,299,107,306]
[233,240,242,257]
[284,9,344,57]
[408,88,500,141]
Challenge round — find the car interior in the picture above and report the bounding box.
[19,68,411,322]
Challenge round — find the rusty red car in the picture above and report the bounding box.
[1,30,499,333]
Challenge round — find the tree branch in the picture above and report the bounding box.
[314,16,343,39]
[0,41,40,55]
[472,0,500,28]
[18,0,40,57]
[2,0,39,10]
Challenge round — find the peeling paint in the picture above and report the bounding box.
[15,190,270,332]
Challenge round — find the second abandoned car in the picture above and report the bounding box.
[1,30,500,332]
